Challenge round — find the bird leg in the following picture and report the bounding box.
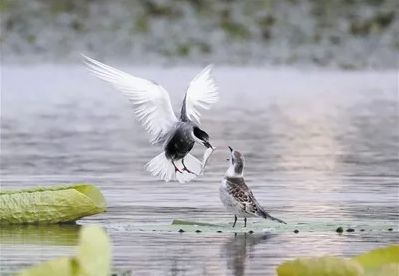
[172,160,183,173]
[232,215,237,228]
[181,158,197,175]
[244,217,247,227]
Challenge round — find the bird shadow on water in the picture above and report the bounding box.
[220,232,274,276]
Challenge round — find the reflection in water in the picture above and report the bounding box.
[221,233,273,276]
[0,224,80,274]
[0,223,80,246]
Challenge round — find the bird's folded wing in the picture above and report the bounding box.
[83,55,178,144]
[226,179,259,215]
[183,65,219,123]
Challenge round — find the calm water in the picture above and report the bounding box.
[1,66,398,275]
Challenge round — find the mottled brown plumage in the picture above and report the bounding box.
[220,147,286,227]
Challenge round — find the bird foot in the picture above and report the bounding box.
[174,167,183,173]
[182,166,197,175]
[181,159,198,175]
[172,160,183,174]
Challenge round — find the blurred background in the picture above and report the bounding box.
[1,0,398,68]
[1,1,398,275]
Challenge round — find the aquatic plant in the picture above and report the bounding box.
[18,225,111,276]
[0,184,106,224]
[277,244,399,276]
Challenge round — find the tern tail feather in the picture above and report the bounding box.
[146,152,176,182]
[146,152,202,183]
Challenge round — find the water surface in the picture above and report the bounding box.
[1,66,398,275]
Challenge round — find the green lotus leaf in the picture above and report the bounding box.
[277,245,399,276]
[0,184,106,224]
[18,225,111,276]
[368,263,399,276]
[75,225,111,276]
[354,244,399,269]
[19,257,75,276]
[276,256,364,276]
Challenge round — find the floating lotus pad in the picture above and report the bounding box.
[168,219,397,234]
[277,244,399,276]
[172,219,222,227]
[277,256,363,276]
[0,184,106,224]
[354,243,399,267]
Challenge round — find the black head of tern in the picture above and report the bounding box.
[220,146,287,227]
[83,55,217,183]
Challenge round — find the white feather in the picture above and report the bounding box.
[146,152,202,183]
[146,152,176,182]
[82,55,178,144]
[185,65,219,123]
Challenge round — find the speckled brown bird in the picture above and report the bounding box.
[219,147,286,227]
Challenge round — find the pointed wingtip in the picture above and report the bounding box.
[197,64,214,76]
[80,53,89,61]
[203,64,214,74]
[274,216,287,224]
[278,218,287,224]
[81,53,94,68]
[80,54,100,77]
[81,53,97,66]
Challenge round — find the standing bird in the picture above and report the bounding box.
[220,147,286,227]
[83,55,218,183]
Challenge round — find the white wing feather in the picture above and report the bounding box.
[185,65,219,123]
[83,55,178,144]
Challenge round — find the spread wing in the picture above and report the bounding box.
[181,65,218,123]
[83,55,178,144]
